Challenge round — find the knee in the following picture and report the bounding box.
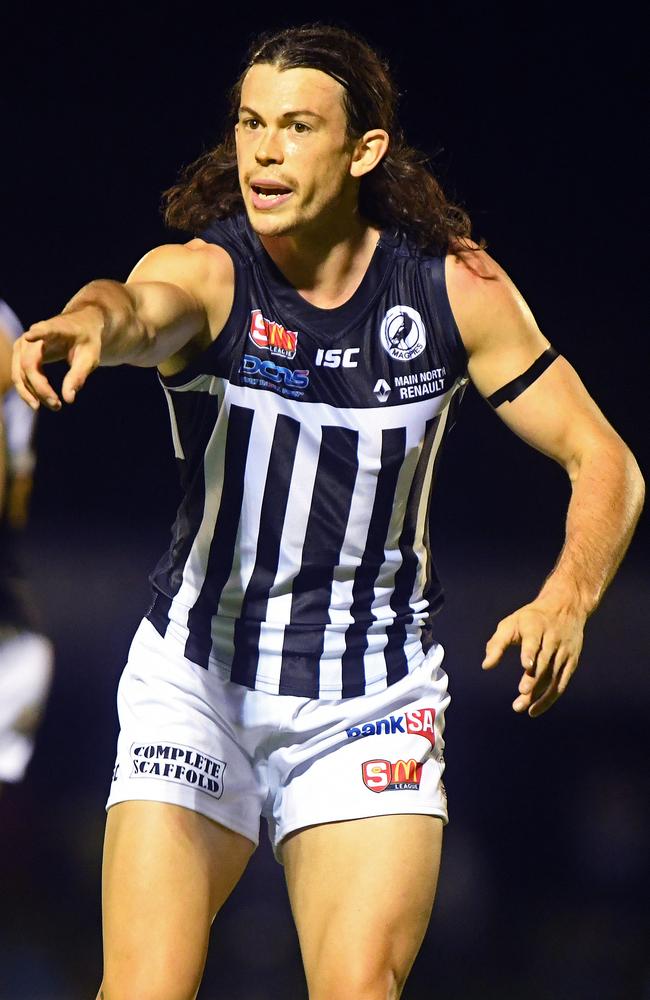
[99,964,201,1000]
[308,958,404,1000]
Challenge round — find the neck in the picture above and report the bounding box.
[257,208,382,309]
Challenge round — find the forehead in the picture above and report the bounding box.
[240,63,347,120]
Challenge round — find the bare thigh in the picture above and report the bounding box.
[283,814,443,1000]
[98,800,255,1000]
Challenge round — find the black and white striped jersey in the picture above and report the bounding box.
[148,214,468,699]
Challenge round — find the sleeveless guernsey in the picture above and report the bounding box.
[147,214,468,699]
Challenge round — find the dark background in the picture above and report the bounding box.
[0,3,647,998]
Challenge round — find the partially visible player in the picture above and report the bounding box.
[0,299,53,790]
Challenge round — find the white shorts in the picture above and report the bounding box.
[107,618,450,858]
[0,629,54,783]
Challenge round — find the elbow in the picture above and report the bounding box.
[626,448,645,515]
[568,432,645,505]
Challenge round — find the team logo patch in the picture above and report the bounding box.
[362,758,423,792]
[347,707,437,747]
[129,742,226,799]
[379,306,426,362]
[249,309,298,358]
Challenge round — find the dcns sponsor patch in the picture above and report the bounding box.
[129,742,226,799]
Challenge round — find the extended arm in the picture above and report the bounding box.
[446,250,645,716]
[12,240,234,410]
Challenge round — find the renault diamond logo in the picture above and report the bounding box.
[373,378,391,403]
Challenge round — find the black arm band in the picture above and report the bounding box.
[486,347,559,408]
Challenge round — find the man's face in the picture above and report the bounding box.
[235,63,357,238]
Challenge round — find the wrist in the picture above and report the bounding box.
[536,573,594,619]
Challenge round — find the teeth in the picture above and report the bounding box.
[254,188,290,200]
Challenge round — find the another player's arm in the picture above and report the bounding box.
[12,240,234,410]
[446,249,645,716]
[0,322,12,396]
[0,324,12,510]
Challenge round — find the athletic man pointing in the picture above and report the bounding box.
[12,24,644,1000]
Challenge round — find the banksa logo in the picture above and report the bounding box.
[362,758,424,792]
[347,707,436,747]
[129,742,226,799]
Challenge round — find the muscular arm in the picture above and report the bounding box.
[446,250,645,716]
[12,240,234,410]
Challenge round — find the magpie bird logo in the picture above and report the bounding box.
[380,306,426,361]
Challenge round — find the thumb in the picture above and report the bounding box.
[482,617,518,670]
[61,343,99,403]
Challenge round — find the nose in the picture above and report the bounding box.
[255,127,284,165]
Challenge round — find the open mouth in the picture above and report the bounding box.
[250,182,293,209]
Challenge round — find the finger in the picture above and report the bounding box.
[513,641,560,713]
[530,631,558,683]
[23,363,61,410]
[482,618,518,670]
[23,319,63,342]
[61,343,99,402]
[530,654,578,716]
[528,675,561,717]
[12,349,40,410]
[527,649,567,717]
[556,656,578,696]
[519,629,543,674]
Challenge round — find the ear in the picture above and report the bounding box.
[350,129,390,178]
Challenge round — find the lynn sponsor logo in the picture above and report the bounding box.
[347,707,437,747]
[379,306,426,362]
[129,742,226,799]
[249,309,298,359]
[362,758,424,793]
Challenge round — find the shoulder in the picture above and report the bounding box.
[128,239,235,294]
[444,243,536,356]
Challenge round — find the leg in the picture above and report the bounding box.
[283,814,443,1000]
[97,801,255,1000]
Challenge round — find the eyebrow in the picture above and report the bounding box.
[238,105,325,121]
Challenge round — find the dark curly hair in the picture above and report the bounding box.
[163,24,477,254]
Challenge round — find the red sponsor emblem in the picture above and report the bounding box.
[405,707,436,747]
[249,309,298,358]
[362,758,423,793]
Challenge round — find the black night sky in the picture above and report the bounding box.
[2,3,647,538]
